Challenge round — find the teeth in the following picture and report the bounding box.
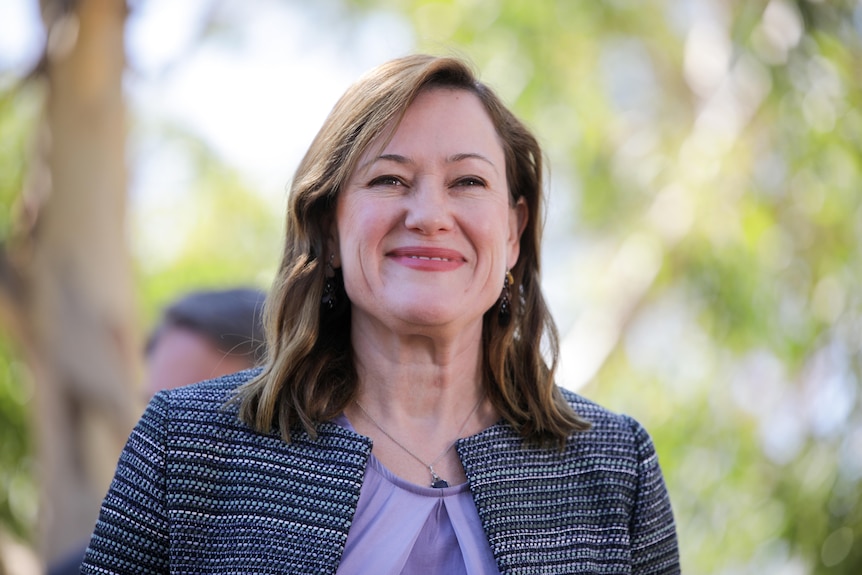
[409,255,450,261]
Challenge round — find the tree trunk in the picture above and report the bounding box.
[4,0,139,566]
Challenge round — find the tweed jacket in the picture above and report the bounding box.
[82,369,679,574]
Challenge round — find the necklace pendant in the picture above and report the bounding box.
[431,477,449,488]
[430,468,448,488]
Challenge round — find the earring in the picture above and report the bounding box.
[322,254,337,310]
[498,270,514,327]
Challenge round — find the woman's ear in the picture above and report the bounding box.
[507,196,528,269]
[324,217,341,268]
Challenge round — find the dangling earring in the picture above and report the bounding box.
[498,270,514,327]
[322,254,337,310]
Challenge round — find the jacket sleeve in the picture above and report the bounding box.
[624,415,680,575]
[81,393,171,574]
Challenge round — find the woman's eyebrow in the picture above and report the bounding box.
[447,153,498,174]
[360,152,497,171]
[357,153,412,172]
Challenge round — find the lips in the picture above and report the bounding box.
[387,247,466,270]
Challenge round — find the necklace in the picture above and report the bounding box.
[354,395,483,488]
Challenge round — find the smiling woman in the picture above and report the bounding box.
[81,54,680,575]
[334,87,523,340]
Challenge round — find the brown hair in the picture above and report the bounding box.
[235,54,589,446]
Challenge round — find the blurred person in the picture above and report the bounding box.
[82,55,679,574]
[48,287,266,575]
[142,287,267,395]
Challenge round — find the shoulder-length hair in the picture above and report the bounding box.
[235,54,589,446]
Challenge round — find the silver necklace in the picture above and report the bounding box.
[354,396,483,488]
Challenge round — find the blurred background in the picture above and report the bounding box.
[0,0,860,573]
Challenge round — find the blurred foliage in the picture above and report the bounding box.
[0,334,37,543]
[128,116,281,327]
[2,0,862,573]
[0,76,42,543]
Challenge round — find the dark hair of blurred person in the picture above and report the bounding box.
[144,287,267,395]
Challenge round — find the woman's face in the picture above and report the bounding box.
[333,87,526,336]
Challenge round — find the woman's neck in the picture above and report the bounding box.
[350,317,485,416]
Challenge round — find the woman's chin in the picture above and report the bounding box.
[352,290,494,334]
[385,304,478,333]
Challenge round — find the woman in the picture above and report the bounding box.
[82,54,679,574]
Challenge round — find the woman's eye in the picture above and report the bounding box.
[369,175,403,187]
[455,177,487,188]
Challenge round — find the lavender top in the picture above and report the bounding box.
[334,414,500,575]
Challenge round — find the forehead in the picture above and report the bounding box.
[400,87,494,133]
[359,87,503,163]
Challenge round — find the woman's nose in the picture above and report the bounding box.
[403,178,454,234]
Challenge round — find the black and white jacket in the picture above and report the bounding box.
[83,369,680,574]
